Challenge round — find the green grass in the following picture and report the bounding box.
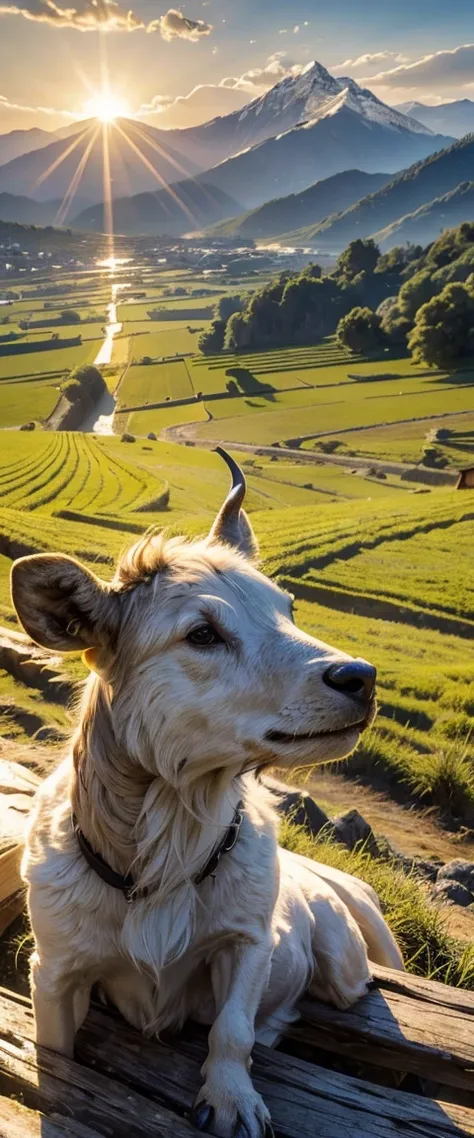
[127,401,208,435]
[118,360,194,409]
[0,376,60,426]
[0,341,97,381]
[195,377,474,445]
[0,432,169,519]
[127,325,209,354]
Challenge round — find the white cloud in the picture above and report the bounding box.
[149,8,213,42]
[139,84,248,128]
[0,1,213,36]
[332,51,409,75]
[0,92,75,117]
[363,42,474,92]
[221,52,304,96]
[139,53,305,129]
[0,0,143,30]
[293,25,300,34]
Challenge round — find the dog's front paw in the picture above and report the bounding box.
[191,1062,274,1138]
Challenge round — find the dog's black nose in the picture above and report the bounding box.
[323,659,376,701]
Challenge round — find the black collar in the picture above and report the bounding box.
[72,802,244,902]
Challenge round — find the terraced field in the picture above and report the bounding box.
[0,432,169,525]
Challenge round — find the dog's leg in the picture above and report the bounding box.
[192,937,274,1138]
[30,952,77,1058]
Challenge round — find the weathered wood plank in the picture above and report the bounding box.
[372,966,474,1013]
[0,1037,197,1138]
[294,967,474,1091]
[0,1096,105,1138]
[1,986,473,1138]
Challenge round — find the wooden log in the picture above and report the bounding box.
[1,986,473,1138]
[293,964,474,1092]
[0,1036,197,1138]
[0,1096,106,1138]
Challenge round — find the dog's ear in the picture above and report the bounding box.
[208,447,259,559]
[10,553,120,654]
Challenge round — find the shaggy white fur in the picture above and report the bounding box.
[11,471,403,1138]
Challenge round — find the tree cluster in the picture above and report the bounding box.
[197,225,474,368]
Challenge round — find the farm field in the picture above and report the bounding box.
[127,326,205,357]
[0,375,62,426]
[189,375,474,444]
[117,359,194,407]
[0,340,97,380]
[1,439,473,833]
[324,413,474,465]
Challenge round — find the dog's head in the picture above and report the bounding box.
[11,450,376,782]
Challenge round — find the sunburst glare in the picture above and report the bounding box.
[84,90,131,123]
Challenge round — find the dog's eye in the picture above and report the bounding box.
[187,623,223,648]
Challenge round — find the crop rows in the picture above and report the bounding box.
[0,433,167,518]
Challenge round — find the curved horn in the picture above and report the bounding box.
[208,447,258,558]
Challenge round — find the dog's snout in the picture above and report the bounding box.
[323,659,376,701]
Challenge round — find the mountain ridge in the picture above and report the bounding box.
[275,133,474,250]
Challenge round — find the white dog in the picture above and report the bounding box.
[12,448,402,1138]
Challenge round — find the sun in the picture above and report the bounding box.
[84,90,131,124]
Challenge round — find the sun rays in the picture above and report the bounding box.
[31,32,215,253]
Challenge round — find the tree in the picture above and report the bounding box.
[336,239,380,280]
[336,307,384,354]
[408,283,474,368]
[60,309,81,323]
[214,293,244,322]
[198,319,226,355]
[398,270,436,321]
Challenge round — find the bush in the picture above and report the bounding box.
[61,378,82,403]
[336,306,384,354]
[60,309,81,323]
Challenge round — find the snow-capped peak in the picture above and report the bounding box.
[233,59,434,138]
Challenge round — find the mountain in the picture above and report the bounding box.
[73,181,244,236]
[145,60,430,172]
[395,100,474,140]
[278,134,474,251]
[0,61,451,215]
[204,170,392,241]
[373,181,474,249]
[0,192,91,226]
[0,127,54,166]
[0,119,203,202]
[188,73,452,211]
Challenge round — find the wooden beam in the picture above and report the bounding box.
[293,965,474,1091]
[0,986,473,1138]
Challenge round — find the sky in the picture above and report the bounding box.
[0,0,473,134]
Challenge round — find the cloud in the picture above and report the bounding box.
[332,51,409,75]
[139,54,305,129]
[0,0,143,30]
[148,8,213,41]
[221,52,304,96]
[140,83,248,127]
[0,1,213,36]
[363,42,474,92]
[0,92,75,116]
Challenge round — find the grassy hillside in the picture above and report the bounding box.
[206,171,391,241]
[279,134,474,250]
[374,181,474,249]
[1,441,473,831]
